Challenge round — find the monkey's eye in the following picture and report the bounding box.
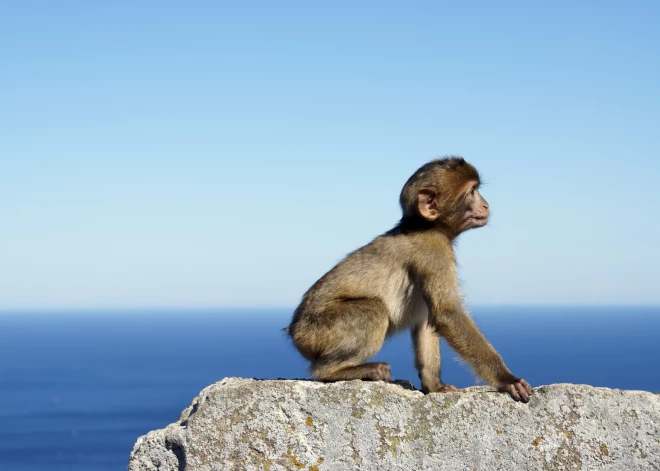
[470,186,477,195]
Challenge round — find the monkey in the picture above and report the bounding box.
[287,157,533,402]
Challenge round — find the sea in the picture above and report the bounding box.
[0,306,658,471]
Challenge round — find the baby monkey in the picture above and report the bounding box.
[287,157,532,402]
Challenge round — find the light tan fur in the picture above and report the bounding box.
[288,157,533,402]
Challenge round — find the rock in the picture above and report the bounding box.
[129,378,660,470]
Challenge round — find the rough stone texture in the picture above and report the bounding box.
[129,378,660,471]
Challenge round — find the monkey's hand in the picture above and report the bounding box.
[498,378,533,403]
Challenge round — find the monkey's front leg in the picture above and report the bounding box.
[411,319,458,394]
[436,308,533,402]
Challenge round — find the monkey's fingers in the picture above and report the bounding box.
[439,384,459,392]
[498,384,520,401]
[514,381,530,402]
[498,382,530,403]
[518,378,533,396]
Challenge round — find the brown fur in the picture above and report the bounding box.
[288,157,533,402]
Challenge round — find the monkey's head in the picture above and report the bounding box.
[399,157,489,236]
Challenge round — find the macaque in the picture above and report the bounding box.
[287,157,532,402]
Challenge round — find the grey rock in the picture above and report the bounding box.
[129,378,660,471]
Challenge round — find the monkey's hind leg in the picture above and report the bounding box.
[309,298,391,383]
[313,361,392,382]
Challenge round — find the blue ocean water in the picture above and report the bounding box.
[0,306,658,471]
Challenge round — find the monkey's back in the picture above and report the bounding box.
[291,234,429,333]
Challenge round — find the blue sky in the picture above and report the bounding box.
[1,1,659,310]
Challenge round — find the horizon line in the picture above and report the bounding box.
[1,303,659,315]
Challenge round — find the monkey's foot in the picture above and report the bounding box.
[423,383,459,394]
[498,378,533,403]
[313,362,392,382]
[362,362,392,382]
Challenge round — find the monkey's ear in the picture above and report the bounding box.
[417,188,440,221]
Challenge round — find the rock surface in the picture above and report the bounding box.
[129,378,659,471]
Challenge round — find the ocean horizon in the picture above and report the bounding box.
[1,305,658,470]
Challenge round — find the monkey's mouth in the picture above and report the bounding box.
[468,216,489,225]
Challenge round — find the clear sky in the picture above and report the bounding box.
[1,1,659,310]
